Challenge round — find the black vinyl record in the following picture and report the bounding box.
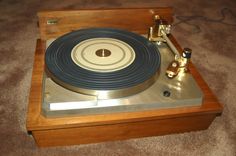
[45,28,161,98]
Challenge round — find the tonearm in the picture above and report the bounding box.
[148,15,192,78]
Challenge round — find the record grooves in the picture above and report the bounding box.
[45,28,161,98]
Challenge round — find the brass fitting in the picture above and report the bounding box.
[148,15,171,41]
[147,15,192,79]
[166,48,192,78]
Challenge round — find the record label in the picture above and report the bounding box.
[71,38,135,72]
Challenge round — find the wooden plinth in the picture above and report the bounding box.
[26,8,223,147]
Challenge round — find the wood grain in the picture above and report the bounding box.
[26,39,45,127]
[33,114,216,147]
[26,7,223,147]
[38,8,173,40]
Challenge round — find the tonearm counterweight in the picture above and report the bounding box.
[148,15,192,78]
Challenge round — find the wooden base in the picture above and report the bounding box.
[33,114,216,147]
[26,8,223,147]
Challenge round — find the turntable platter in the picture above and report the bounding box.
[45,28,161,99]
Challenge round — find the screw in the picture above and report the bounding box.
[163,90,171,97]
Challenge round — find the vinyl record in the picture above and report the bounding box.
[45,28,161,99]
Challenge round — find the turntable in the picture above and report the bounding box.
[26,8,223,147]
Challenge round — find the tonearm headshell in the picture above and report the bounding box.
[148,15,192,79]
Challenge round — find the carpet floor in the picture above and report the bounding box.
[0,0,235,155]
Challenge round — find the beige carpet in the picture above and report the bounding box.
[0,0,235,155]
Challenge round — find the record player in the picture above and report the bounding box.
[26,8,223,147]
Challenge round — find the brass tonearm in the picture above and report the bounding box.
[148,15,192,78]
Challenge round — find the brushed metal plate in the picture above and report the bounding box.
[42,40,203,117]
